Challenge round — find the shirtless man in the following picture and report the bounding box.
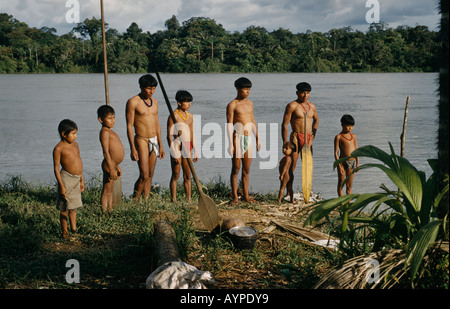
[126,74,165,200]
[226,77,261,204]
[281,82,319,203]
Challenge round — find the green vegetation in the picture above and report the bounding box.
[0,175,336,289]
[0,13,440,74]
[305,144,449,288]
[1,166,447,289]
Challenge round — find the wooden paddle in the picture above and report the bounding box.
[301,112,313,204]
[150,60,220,232]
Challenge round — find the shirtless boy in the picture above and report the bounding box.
[226,77,261,204]
[167,90,199,203]
[277,141,295,204]
[98,105,125,212]
[281,82,319,203]
[126,74,165,200]
[334,114,359,196]
[53,119,85,240]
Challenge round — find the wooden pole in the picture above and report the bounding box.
[100,0,121,205]
[400,96,411,157]
[100,0,109,105]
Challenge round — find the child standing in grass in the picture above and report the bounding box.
[277,141,295,204]
[53,119,85,240]
[98,105,125,212]
[167,90,198,203]
[334,114,359,196]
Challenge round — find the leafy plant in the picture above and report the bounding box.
[305,143,448,286]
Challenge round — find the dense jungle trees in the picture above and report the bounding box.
[0,13,440,73]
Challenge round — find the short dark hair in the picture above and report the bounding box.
[341,114,355,126]
[138,74,158,88]
[284,141,296,150]
[58,119,78,138]
[97,105,115,120]
[175,90,193,103]
[234,77,252,89]
[296,82,312,92]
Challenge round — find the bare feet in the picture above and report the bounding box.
[242,196,259,204]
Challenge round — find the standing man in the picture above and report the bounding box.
[126,74,165,200]
[226,77,261,204]
[281,82,319,203]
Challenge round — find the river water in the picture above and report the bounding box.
[0,73,439,200]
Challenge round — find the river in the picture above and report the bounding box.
[0,72,439,200]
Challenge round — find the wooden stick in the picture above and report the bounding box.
[100,0,109,105]
[400,96,410,157]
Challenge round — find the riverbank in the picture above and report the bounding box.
[0,175,338,289]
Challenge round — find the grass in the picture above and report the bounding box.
[0,175,338,289]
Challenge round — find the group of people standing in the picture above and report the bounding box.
[52,74,358,240]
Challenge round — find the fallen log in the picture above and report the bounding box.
[153,220,181,267]
[147,220,215,289]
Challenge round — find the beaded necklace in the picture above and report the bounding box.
[140,94,153,107]
[340,133,353,141]
[298,101,311,113]
[176,108,189,121]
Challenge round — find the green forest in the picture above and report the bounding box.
[0,13,440,74]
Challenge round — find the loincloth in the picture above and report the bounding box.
[170,135,193,158]
[233,130,252,157]
[136,135,159,156]
[342,159,357,170]
[56,169,83,211]
[290,131,312,152]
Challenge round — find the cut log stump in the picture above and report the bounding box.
[154,220,181,267]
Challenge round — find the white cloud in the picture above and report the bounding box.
[1,0,440,35]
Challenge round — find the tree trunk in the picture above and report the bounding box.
[437,0,449,218]
[153,220,181,267]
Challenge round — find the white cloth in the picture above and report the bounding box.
[146,261,215,289]
[148,136,159,156]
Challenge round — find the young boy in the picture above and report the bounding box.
[167,90,199,203]
[277,141,295,204]
[126,74,165,200]
[98,105,125,212]
[334,114,359,196]
[281,82,319,203]
[226,77,261,204]
[53,119,85,240]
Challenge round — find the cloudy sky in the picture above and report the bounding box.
[2,0,441,35]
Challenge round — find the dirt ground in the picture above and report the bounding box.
[184,196,338,289]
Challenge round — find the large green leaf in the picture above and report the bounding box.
[406,219,441,282]
[304,194,355,227]
[338,144,423,213]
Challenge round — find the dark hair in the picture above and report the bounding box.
[296,82,312,92]
[138,74,158,88]
[283,141,296,150]
[234,77,252,89]
[58,119,78,138]
[97,105,115,119]
[341,114,355,126]
[175,90,193,103]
